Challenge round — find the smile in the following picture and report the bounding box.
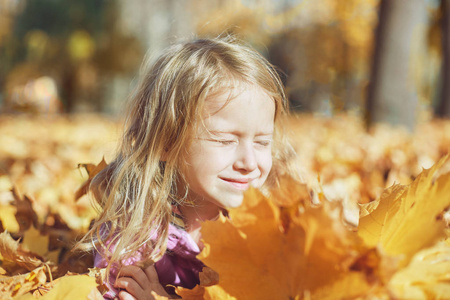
[220,178,252,190]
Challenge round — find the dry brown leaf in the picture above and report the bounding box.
[199,267,219,287]
[0,232,46,274]
[75,158,108,201]
[43,212,74,251]
[11,189,38,234]
[88,267,109,295]
[0,265,47,299]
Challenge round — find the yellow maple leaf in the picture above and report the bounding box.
[197,176,371,299]
[0,204,19,233]
[16,274,101,300]
[22,226,50,258]
[388,240,450,299]
[175,284,236,300]
[309,272,372,300]
[358,156,450,266]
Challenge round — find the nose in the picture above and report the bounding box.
[233,142,257,172]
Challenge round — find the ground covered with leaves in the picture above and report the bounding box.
[0,114,449,299]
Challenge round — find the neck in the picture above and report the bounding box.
[178,203,222,247]
[179,201,224,233]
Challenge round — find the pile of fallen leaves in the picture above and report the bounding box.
[0,114,118,299]
[0,114,449,299]
[287,114,450,226]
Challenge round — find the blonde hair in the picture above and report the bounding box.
[80,36,294,272]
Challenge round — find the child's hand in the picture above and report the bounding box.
[114,265,170,300]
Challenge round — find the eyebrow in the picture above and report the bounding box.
[207,130,274,136]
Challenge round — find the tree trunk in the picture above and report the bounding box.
[366,0,427,131]
[438,0,450,117]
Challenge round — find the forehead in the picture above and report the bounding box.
[203,85,274,115]
[200,85,275,133]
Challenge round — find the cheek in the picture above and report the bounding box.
[263,156,273,176]
[258,151,273,177]
[185,145,231,175]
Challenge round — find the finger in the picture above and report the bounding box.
[143,264,160,282]
[117,265,148,289]
[144,266,170,297]
[115,277,143,298]
[117,290,137,300]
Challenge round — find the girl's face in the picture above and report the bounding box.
[179,85,275,220]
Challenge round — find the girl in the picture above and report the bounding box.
[82,36,294,300]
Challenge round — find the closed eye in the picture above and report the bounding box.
[255,140,272,147]
[217,140,236,145]
[202,138,237,145]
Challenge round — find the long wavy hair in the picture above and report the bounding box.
[79,36,295,273]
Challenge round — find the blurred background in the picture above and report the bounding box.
[1,0,449,128]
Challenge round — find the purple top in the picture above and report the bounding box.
[94,224,204,299]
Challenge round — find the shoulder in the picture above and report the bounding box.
[167,223,200,255]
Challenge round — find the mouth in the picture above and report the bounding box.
[220,177,253,190]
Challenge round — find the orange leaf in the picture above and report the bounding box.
[198,176,370,299]
[175,285,205,300]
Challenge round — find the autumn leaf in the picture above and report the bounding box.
[197,176,371,299]
[88,267,109,295]
[188,161,450,299]
[199,267,219,287]
[75,158,108,201]
[388,239,450,299]
[0,265,47,299]
[175,284,236,300]
[11,189,38,235]
[0,204,19,233]
[358,155,450,266]
[309,272,372,300]
[173,267,223,300]
[0,232,46,274]
[22,226,50,258]
[2,114,450,298]
[15,274,102,300]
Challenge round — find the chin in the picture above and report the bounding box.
[222,195,244,208]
